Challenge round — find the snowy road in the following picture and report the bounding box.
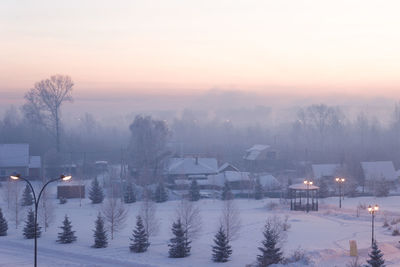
[0,240,156,267]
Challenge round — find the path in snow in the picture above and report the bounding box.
[0,240,156,267]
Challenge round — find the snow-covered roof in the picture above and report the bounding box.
[218,163,239,173]
[312,164,341,179]
[0,144,29,167]
[243,144,270,160]
[168,157,218,175]
[208,171,250,187]
[258,174,280,187]
[361,161,398,181]
[29,156,41,169]
[289,183,319,190]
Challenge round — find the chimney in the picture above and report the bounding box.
[195,156,198,165]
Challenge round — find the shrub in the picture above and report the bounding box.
[59,197,67,204]
[392,228,400,236]
[283,248,312,265]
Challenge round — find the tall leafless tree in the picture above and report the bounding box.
[175,199,202,242]
[38,188,55,232]
[139,189,159,237]
[128,115,170,184]
[220,199,241,242]
[23,75,74,152]
[102,197,128,240]
[7,182,23,229]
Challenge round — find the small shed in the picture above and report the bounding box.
[289,183,319,212]
[57,185,85,199]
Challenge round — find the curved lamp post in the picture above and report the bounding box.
[10,174,72,267]
[335,177,346,208]
[368,204,379,246]
[303,180,313,213]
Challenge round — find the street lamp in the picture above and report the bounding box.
[335,177,346,208]
[303,180,313,213]
[10,174,71,267]
[368,204,379,246]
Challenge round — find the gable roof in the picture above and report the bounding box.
[361,161,398,181]
[0,144,30,167]
[312,164,341,179]
[258,174,280,187]
[243,144,270,160]
[218,163,239,173]
[167,157,218,175]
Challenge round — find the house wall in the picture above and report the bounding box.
[57,185,85,199]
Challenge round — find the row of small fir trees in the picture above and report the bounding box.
[1,178,386,266]
[88,178,168,204]
[88,176,266,207]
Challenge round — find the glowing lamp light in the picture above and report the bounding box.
[61,175,72,181]
[10,174,20,180]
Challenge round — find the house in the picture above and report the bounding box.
[361,161,398,182]
[257,174,281,190]
[166,157,218,183]
[218,162,239,173]
[243,144,280,172]
[208,171,251,190]
[311,164,341,181]
[243,144,278,161]
[0,144,41,180]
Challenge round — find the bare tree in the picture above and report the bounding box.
[139,189,159,237]
[220,199,241,241]
[7,182,23,229]
[175,199,202,242]
[23,75,74,152]
[102,197,128,240]
[38,188,55,232]
[128,115,170,184]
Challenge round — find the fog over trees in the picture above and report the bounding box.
[1,77,400,185]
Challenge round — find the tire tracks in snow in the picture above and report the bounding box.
[0,240,156,267]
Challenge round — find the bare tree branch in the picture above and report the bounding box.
[220,199,241,241]
[23,74,73,151]
[102,197,128,240]
[175,199,202,241]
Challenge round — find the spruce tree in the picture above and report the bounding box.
[221,181,233,200]
[23,209,41,239]
[89,177,104,204]
[212,226,232,262]
[254,178,264,200]
[92,213,108,248]
[21,184,34,206]
[257,220,283,266]
[124,182,136,204]
[168,219,191,258]
[154,182,168,203]
[366,240,385,267]
[57,215,77,244]
[0,208,8,236]
[130,216,150,253]
[189,180,201,201]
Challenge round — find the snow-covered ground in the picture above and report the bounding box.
[1,188,400,267]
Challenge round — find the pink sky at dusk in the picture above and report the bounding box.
[1,0,400,99]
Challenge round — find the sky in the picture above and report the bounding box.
[1,0,400,111]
